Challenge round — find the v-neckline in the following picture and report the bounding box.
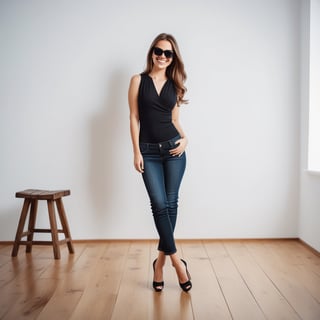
[148,74,168,97]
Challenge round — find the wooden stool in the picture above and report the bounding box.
[12,189,74,259]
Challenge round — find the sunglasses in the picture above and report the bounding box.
[153,47,174,59]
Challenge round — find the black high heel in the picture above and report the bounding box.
[179,259,192,292]
[152,259,164,292]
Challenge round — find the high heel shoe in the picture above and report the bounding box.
[179,259,192,292]
[152,259,164,292]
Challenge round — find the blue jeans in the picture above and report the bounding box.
[140,135,186,255]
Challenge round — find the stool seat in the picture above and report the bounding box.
[16,189,71,200]
[12,189,74,259]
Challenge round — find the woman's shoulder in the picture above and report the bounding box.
[129,73,142,89]
[130,72,152,87]
[130,73,141,81]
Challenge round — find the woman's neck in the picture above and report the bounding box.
[149,68,167,80]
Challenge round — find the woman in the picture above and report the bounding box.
[128,33,191,292]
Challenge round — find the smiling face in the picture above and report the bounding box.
[151,40,174,70]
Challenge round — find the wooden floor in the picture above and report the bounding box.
[0,239,320,320]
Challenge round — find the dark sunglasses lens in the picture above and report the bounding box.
[154,47,173,58]
[154,47,163,56]
[164,51,173,58]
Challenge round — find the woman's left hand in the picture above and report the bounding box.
[169,137,188,157]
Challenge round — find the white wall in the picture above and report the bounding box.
[0,0,302,241]
[299,0,320,252]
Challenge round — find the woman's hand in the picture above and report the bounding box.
[134,153,144,173]
[169,137,188,157]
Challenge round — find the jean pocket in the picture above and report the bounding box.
[167,140,180,150]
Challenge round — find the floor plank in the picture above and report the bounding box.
[0,240,319,320]
[245,240,320,320]
[69,241,129,320]
[204,240,265,320]
[224,240,300,320]
[1,247,58,319]
[270,241,320,303]
[110,240,150,320]
[181,240,231,319]
[37,243,107,320]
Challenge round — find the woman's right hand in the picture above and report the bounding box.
[134,153,144,173]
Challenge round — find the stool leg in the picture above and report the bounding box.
[26,199,38,253]
[47,199,60,259]
[56,198,74,254]
[12,199,31,257]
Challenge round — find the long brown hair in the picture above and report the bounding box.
[143,33,188,105]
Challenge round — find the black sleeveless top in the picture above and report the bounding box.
[138,73,179,143]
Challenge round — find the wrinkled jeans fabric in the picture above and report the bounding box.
[140,135,186,255]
